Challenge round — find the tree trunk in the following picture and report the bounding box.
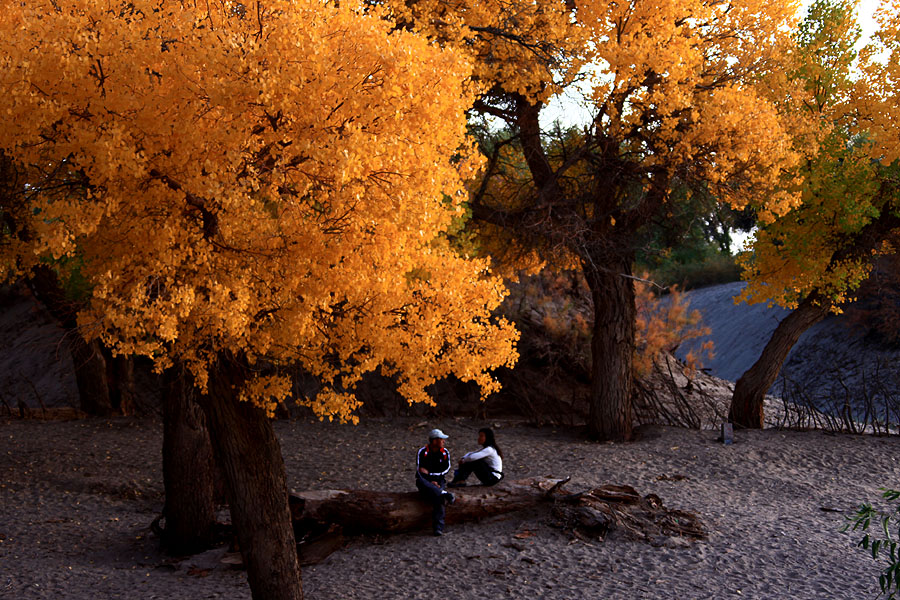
[729,293,831,428]
[26,265,114,416]
[69,336,114,417]
[291,477,568,534]
[729,206,900,428]
[161,367,220,554]
[584,255,636,441]
[111,355,137,416]
[201,355,303,600]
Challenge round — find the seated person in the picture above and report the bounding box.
[415,428,455,536]
[447,428,503,487]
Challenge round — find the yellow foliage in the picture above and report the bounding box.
[0,0,518,419]
[857,0,900,164]
[387,0,584,101]
[738,0,900,312]
[634,275,713,378]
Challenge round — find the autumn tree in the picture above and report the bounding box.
[0,2,518,598]
[388,0,802,439]
[729,0,900,428]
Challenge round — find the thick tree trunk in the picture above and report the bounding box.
[729,293,831,428]
[584,256,636,441]
[291,477,568,534]
[201,356,303,600]
[161,367,219,554]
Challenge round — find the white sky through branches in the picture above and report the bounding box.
[541,0,883,130]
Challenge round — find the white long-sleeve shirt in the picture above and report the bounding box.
[460,446,502,474]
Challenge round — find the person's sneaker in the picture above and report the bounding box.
[443,491,455,505]
[447,481,467,488]
[434,530,444,537]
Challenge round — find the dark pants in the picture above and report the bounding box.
[416,472,447,534]
[451,459,502,486]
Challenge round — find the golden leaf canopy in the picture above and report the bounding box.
[391,0,803,221]
[0,0,518,420]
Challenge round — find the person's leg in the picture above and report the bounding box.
[416,473,449,534]
[432,494,446,535]
[448,462,476,486]
[416,473,442,502]
[470,459,502,486]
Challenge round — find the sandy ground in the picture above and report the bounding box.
[2,416,899,599]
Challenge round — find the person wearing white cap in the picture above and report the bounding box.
[415,428,455,536]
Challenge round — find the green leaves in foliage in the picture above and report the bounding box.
[844,488,900,599]
[793,0,861,111]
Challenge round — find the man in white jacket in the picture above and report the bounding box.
[447,428,503,487]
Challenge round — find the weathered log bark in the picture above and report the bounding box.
[290,477,568,534]
[551,484,706,542]
[200,355,303,600]
[729,293,830,429]
[160,367,220,554]
[286,478,704,565]
[584,256,636,441]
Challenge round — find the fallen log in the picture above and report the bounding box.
[289,476,567,534]
[287,477,705,564]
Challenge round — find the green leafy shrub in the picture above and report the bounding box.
[845,488,900,599]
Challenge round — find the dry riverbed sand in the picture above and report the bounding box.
[2,416,899,599]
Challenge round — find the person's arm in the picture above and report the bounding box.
[416,447,428,475]
[460,447,492,463]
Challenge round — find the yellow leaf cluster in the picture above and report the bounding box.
[0,0,518,419]
[579,0,804,218]
[634,275,713,378]
[856,0,900,163]
[422,0,806,237]
[738,0,900,312]
[385,0,584,101]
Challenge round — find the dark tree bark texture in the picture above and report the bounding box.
[286,479,705,565]
[111,355,137,416]
[729,294,830,428]
[68,335,114,417]
[584,255,636,441]
[26,265,113,416]
[161,367,220,554]
[201,355,303,600]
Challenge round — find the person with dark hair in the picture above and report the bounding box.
[447,428,503,487]
[415,428,455,536]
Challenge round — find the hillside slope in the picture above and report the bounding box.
[677,282,900,421]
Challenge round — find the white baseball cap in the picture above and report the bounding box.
[428,428,449,439]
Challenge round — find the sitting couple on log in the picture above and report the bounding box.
[415,427,504,536]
